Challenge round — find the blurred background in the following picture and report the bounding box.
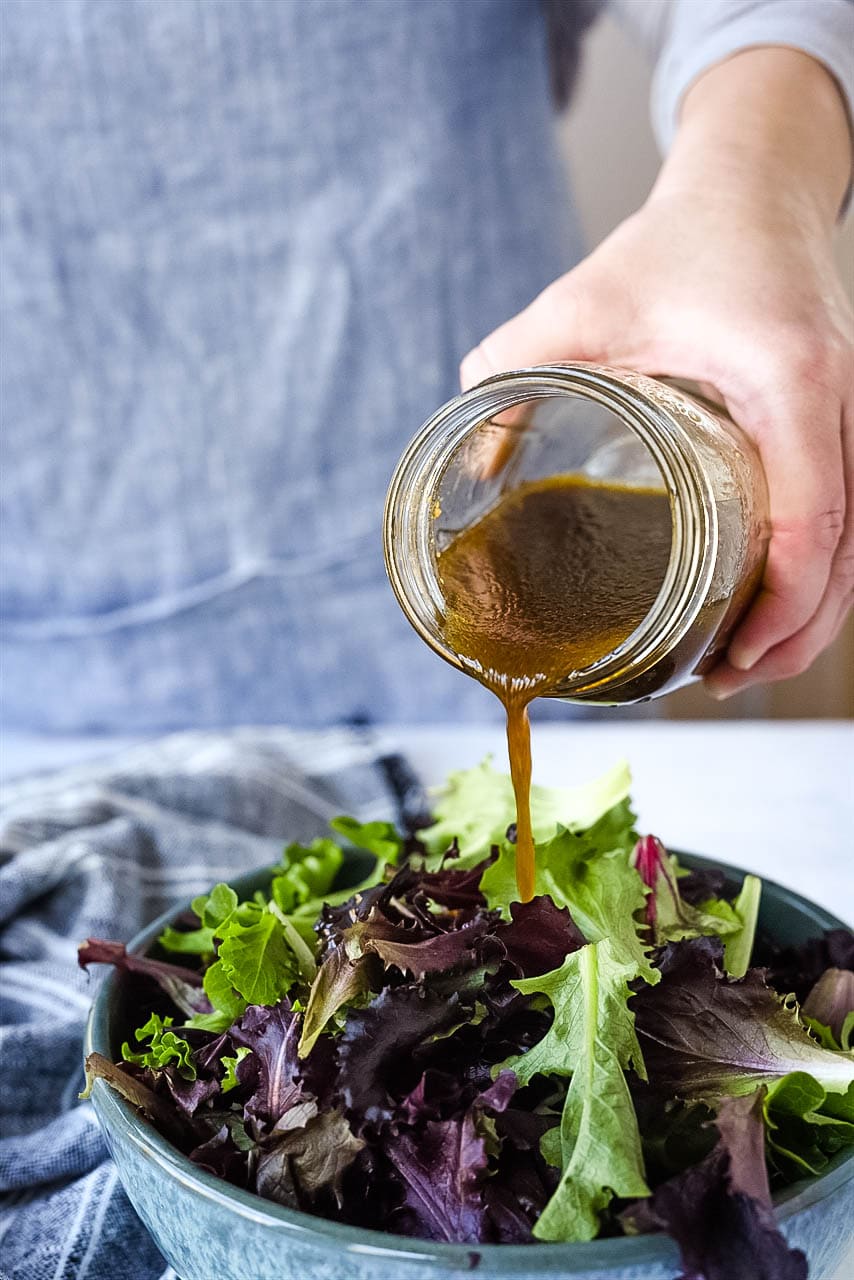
[564,12,854,719]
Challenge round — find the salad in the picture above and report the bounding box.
[81,761,854,1278]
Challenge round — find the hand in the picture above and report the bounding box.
[460,49,854,699]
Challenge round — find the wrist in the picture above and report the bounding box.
[650,48,852,236]
[650,140,839,241]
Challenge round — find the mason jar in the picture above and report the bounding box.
[383,363,770,704]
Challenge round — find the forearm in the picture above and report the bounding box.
[464,39,853,700]
[652,47,852,234]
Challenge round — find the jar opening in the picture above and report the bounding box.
[384,366,717,699]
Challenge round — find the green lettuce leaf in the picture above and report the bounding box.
[417,760,649,977]
[270,837,344,915]
[204,958,247,1021]
[221,1046,252,1094]
[157,923,216,954]
[501,939,649,1241]
[298,945,374,1058]
[285,819,402,915]
[763,1073,854,1178]
[196,882,240,927]
[184,958,249,1032]
[722,875,762,979]
[217,907,298,1007]
[418,759,633,870]
[329,818,402,863]
[801,1010,854,1053]
[484,822,652,979]
[158,882,239,955]
[121,1013,196,1080]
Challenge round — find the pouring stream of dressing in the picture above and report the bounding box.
[436,473,671,899]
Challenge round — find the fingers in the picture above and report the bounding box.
[707,390,853,698]
[705,567,852,699]
[723,376,846,674]
[460,267,622,390]
[458,267,628,480]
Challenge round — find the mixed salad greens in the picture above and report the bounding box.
[81,761,854,1278]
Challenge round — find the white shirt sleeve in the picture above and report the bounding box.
[608,0,854,152]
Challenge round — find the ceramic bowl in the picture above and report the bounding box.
[85,852,854,1280]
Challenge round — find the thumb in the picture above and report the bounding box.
[460,268,621,390]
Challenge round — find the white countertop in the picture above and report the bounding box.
[376,721,854,925]
[3,720,852,923]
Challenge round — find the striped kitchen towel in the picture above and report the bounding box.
[0,728,420,1280]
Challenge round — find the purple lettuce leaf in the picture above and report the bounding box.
[349,908,499,981]
[189,1029,233,1074]
[304,856,504,1063]
[802,968,854,1045]
[483,1151,558,1243]
[398,1069,469,1125]
[397,1067,518,1132]
[494,1102,559,1154]
[495,896,586,976]
[631,937,854,1101]
[231,1000,312,1134]
[413,856,494,910]
[315,864,429,952]
[161,1068,222,1117]
[386,958,550,1103]
[623,1090,808,1280]
[317,857,493,961]
[256,1109,365,1211]
[78,938,202,987]
[385,1077,515,1244]
[474,1070,517,1116]
[189,1120,253,1186]
[336,985,468,1127]
[418,981,552,1096]
[676,864,729,906]
[78,937,210,1018]
[331,1145,408,1232]
[388,1112,489,1242]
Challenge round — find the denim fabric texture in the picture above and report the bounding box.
[0,0,577,733]
[3,0,853,738]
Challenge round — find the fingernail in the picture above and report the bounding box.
[460,348,491,391]
[727,645,760,672]
[708,685,736,701]
[459,353,477,391]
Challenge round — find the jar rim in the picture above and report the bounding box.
[383,363,720,697]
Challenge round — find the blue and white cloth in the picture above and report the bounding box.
[0,728,407,1280]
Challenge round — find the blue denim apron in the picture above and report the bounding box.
[1,0,584,731]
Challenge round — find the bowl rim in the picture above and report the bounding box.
[85,850,854,1274]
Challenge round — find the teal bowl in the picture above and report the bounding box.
[85,853,854,1280]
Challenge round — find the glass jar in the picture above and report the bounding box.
[383,363,770,704]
